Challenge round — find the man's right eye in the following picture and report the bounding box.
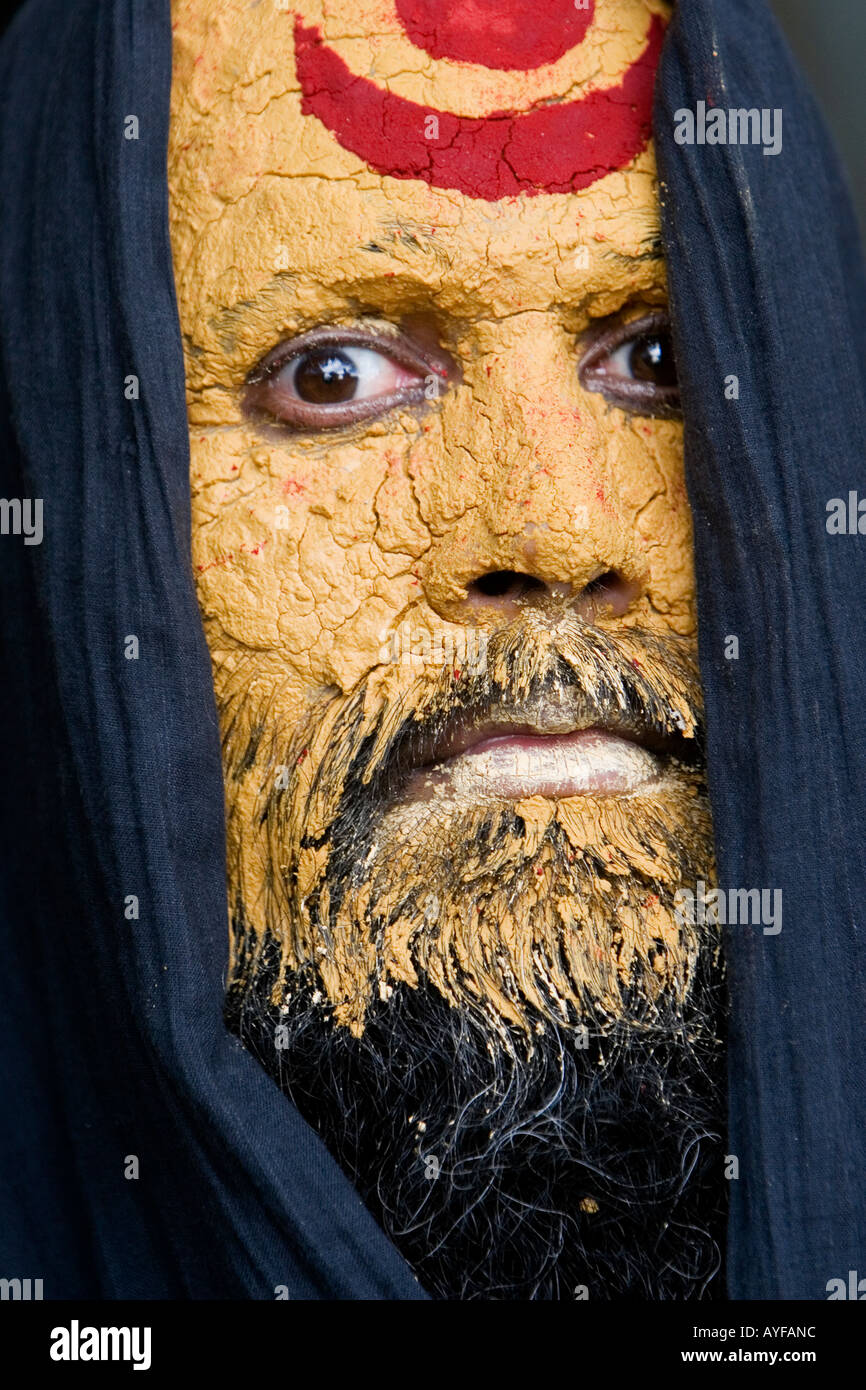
[243,327,450,432]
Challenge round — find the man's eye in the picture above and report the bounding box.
[244,330,449,432]
[578,313,680,417]
[606,332,678,388]
[291,345,418,404]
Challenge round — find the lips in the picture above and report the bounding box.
[401,694,693,803]
[413,727,663,800]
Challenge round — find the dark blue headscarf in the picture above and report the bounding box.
[0,0,424,1300]
[0,0,863,1299]
[655,0,866,1300]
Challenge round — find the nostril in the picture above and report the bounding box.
[582,569,620,599]
[578,569,642,618]
[462,567,641,618]
[470,570,546,601]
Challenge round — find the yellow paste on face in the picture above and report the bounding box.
[168,0,715,1037]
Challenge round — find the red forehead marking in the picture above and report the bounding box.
[294,15,664,201]
[395,0,594,71]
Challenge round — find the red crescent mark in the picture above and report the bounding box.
[294,15,665,201]
[395,0,594,72]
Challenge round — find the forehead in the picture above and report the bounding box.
[169,0,668,331]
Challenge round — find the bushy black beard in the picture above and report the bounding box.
[227,937,726,1301]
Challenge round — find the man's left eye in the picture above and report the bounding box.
[244,329,446,431]
[578,313,680,417]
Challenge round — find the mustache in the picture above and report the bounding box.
[277,613,706,821]
[214,611,717,1044]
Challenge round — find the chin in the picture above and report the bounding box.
[228,933,726,1300]
[221,614,726,1297]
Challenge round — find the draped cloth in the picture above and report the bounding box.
[0,0,863,1298]
[655,0,866,1300]
[0,0,425,1299]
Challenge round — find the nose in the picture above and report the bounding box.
[465,567,642,623]
[415,316,653,630]
[421,515,649,628]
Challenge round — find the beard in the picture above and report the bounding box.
[218,612,726,1298]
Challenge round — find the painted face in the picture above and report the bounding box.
[169,0,724,1298]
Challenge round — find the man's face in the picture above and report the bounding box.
[169,0,724,1298]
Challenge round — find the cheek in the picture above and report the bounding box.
[189,427,434,693]
[608,419,695,629]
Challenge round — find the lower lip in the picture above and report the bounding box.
[412,729,664,801]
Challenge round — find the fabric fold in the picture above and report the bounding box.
[655,0,866,1300]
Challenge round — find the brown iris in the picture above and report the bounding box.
[294,348,359,403]
[629,330,677,388]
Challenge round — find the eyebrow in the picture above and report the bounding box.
[607,235,665,265]
[360,219,453,271]
[208,228,666,349]
[209,221,444,338]
[361,219,438,254]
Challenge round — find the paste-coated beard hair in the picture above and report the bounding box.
[222,615,726,1298]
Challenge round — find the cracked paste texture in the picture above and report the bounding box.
[168,0,716,1038]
